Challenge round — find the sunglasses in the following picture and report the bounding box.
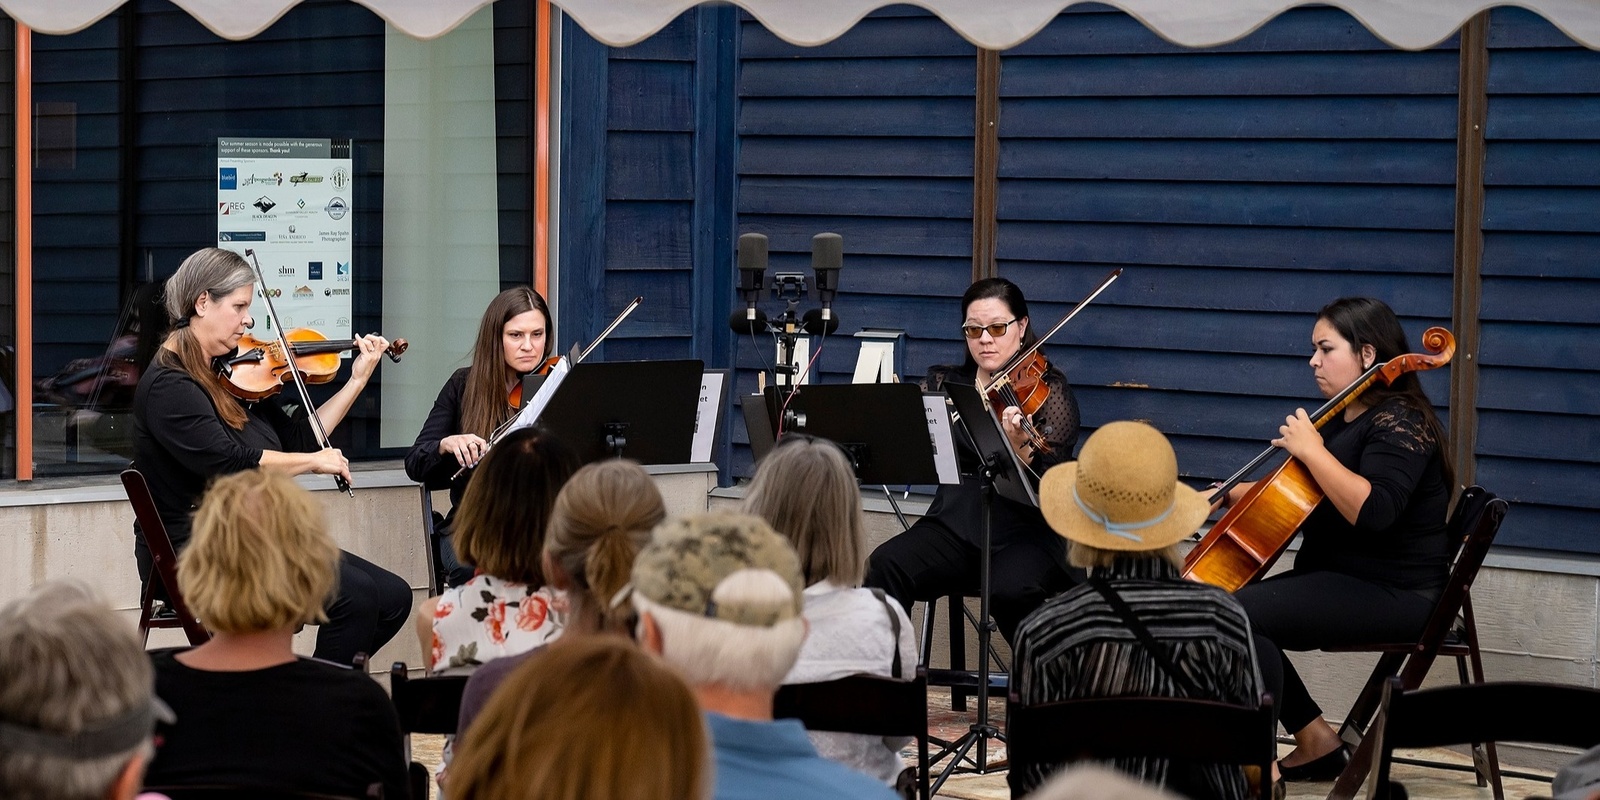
[961,319,1019,340]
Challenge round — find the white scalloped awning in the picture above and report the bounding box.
[3,0,1599,50]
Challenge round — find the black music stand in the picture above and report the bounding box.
[537,359,704,465]
[753,383,940,486]
[928,382,1039,791]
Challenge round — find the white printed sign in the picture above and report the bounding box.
[217,137,355,341]
[692,371,727,463]
[923,394,961,485]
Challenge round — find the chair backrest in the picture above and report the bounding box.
[390,661,469,735]
[774,670,929,739]
[1404,487,1507,660]
[774,670,930,800]
[1006,693,1276,797]
[121,467,209,645]
[1368,676,1600,799]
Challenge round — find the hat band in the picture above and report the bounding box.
[0,698,170,759]
[1072,485,1175,543]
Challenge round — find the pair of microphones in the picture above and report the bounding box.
[729,232,843,336]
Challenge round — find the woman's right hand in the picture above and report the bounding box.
[1209,480,1255,513]
[440,433,489,468]
[310,446,353,485]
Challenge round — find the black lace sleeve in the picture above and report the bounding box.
[1355,398,1439,532]
[1028,366,1080,471]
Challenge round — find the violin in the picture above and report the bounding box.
[219,328,408,401]
[506,355,564,410]
[981,268,1122,457]
[1182,327,1456,592]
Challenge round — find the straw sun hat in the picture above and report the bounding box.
[1039,421,1210,551]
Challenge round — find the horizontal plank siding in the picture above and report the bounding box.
[1476,8,1600,552]
[995,6,1459,497]
[731,9,978,476]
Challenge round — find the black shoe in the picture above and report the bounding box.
[1278,746,1350,782]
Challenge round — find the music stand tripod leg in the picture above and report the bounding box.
[931,453,1008,795]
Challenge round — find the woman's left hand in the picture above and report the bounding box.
[1272,408,1324,460]
[349,333,390,384]
[999,404,1032,454]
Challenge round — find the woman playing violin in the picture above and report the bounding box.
[1225,297,1454,783]
[406,286,552,588]
[132,246,411,666]
[865,277,1081,645]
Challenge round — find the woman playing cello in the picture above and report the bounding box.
[132,247,411,666]
[1224,297,1455,782]
[865,277,1081,644]
[406,287,553,588]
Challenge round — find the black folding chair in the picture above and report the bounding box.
[122,467,209,646]
[775,669,931,800]
[1006,693,1277,799]
[1365,677,1600,800]
[1328,486,1509,800]
[390,662,469,800]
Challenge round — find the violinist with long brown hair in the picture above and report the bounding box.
[864,277,1081,644]
[406,286,553,588]
[132,246,412,666]
[1223,297,1454,783]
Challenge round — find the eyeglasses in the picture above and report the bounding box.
[961,319,1018,340]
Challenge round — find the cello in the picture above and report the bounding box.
[1182,326,1456,592]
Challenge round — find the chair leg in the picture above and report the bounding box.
[1462,606,1504,800]
[1337,652,1406,746]
[948,595,967,712]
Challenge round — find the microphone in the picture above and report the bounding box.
[801,308,840,336]
[729,308,769,336]
[737,233,769,324]
[811,233,843,322]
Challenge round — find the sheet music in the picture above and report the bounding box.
[504,356,569,436]
[691,371,726,462]
[923,393,961,485]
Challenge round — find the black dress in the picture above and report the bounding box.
[131,355,412,666]
[405,366,480,587]
[864,361,1081,644]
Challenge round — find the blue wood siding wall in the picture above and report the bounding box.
[559,9,734,371]
[1476,8,1600,552]
[731,8,978,478]
[995,6,1460,483]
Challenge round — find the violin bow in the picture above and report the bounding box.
[244,249,352,496]
[981,268,1122,396]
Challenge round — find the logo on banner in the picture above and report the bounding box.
[278,265,296,277]
[329,168,349,191]
[218,231,265,242]
[293,285,314,299]
[219,168,237,190]
[243,173,283,187]
[253,197,277,213]
[309,262,323,280]
[324,288,350,297]
[336,262,350,281]
[289,172,323,185]
[336,316,350,328]
[325,198,348,220]
[219,202,248,215]
[296,199,306,209]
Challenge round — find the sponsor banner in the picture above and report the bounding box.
[217,137,353,340]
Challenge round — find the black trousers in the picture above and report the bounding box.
[865,515,1077,646]
[1235,569,1436,734]
[316,550,414,666]
[137,543,411,667]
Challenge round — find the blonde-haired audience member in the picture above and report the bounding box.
[457,459,666,731]
[1030,765,1184,800]
[143,470,406,799]
[414,426,580,675]
[742,434,920,786]
[631,512,898,800]
[450,636,710,800]
[1,580,165,800]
